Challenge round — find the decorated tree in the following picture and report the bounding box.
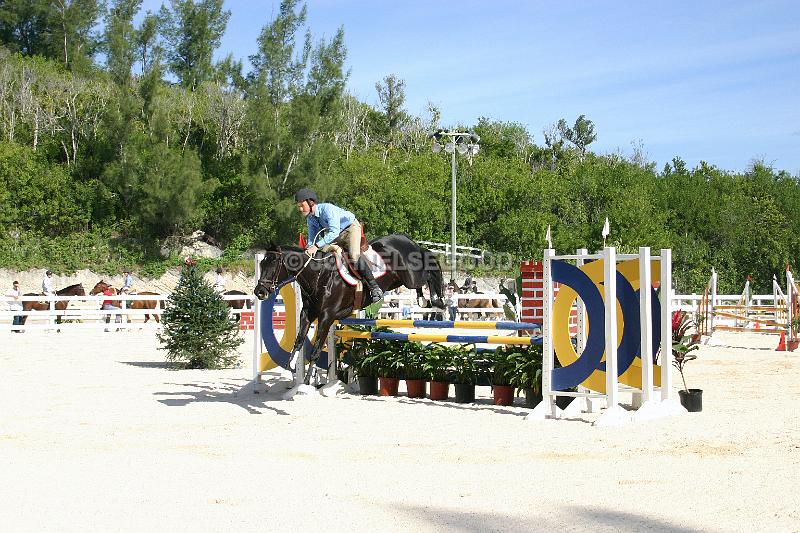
[158,258,243,369]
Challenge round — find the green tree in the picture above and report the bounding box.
[0,0,51,56]
[48,0,104,73]
[158,0,231,90]
[103,0,142,85]
[158,262,243,369]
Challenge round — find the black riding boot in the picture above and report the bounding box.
[357,256,384,303]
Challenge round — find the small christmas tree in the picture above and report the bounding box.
[158,259,243,369]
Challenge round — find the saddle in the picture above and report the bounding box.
[331,245,387,286]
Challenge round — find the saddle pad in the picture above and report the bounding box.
[335,246,388,286]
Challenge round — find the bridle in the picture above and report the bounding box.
[257,249,318,295]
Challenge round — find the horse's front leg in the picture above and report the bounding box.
[304,312,337,385]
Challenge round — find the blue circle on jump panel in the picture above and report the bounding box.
[259,280,328,370]
[551,261,605,391]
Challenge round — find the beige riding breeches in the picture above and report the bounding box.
[321,219,363,261]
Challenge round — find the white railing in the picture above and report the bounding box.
[416,240,489,261]
[0,293,258,331]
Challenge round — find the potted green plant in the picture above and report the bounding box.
[370,331,404,396]
[423,343,455,400]
[508,344,544,408]
[451,344,479,403]
[400,341,427,398]
[340,326,379,395]
[489,345,519,406]
[672,311,702,412]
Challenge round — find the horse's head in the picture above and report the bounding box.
[58,283,86,296]
[254,246,290,300]
[90,280,110,295]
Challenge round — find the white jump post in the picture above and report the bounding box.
[252,252,264,393]
[542,247,555,418]
[594,246,629,426]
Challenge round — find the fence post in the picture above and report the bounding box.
[660,248,673,401]
[253,252,264,392]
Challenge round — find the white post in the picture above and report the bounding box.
[787,269,795,341]
[603,247,619,409]
[639,247,654,402]
[660,249,673,401]
[710,268,717,333]
[543,248,555,418]
[576,248,588,353]
[594,246,630,426]
[253,253,264,392]
[293,281,305,385]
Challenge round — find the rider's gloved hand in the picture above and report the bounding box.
[306,245,318,257]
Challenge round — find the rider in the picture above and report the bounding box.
[42,270,54,296]
[294,188,384,303]
[121,269,134,294]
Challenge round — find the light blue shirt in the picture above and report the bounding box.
[122,274,133,290]
[306,203,356,247]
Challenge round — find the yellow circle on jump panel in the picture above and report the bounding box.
[258,283,300,372]
[552,258,662,393]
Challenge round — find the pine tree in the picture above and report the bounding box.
[158,262,243,369]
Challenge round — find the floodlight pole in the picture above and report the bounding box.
[450,144,457,280]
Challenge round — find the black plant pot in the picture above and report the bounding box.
[679,388,703,412]
[524,387,543,408]
[358,375,378,396]
[454,383,476,404]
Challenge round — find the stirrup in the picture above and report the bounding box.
[369,288,384,302]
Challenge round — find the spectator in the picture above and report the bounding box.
[102,285,123,331]
[214,267,226,293]
[447,278,459,291]
[6,280,23,332]
[445,285,458,322]
[471,280,479,294]
[42,270,54,296]
[460,275,472,292]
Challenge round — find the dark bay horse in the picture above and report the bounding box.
[222,290,251,322]
[90,281,163,323]
[254,234,445,381]
[21,283,86,324]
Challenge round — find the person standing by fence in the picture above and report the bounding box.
[445,285,458,322]
[102,285,122,331]
[6,281,23,332]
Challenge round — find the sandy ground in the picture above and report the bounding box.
[1,330,799,532]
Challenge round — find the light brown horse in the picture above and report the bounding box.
[21,283,86,324]
[457,288,502,321]
[90,281,163,323]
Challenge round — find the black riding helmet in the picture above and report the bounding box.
[295,188,318,203]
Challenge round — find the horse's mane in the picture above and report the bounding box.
[262,243,304,254]
[59,283,83,292]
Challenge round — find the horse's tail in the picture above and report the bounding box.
[422,248,445,308]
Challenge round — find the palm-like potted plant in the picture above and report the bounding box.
[423,343,455,400]
[672,310,702,411]
[400,341,427,398]
[508,344,544,408]
[451,344,480,403]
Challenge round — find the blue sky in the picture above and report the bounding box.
[139,0,800,174]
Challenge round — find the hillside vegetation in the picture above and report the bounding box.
[1,0,798,293]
